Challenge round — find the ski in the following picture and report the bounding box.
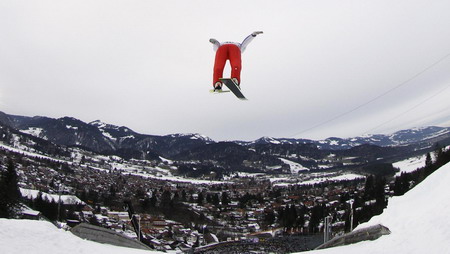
[220,78,247,100]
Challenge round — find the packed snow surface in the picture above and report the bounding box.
[0,219,160,254]
[305,161,450,254]
[393,155,426,176]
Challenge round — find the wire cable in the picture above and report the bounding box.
[366,82,450,134]
[289,51,450,138]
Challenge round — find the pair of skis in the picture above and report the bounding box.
[210,78,247,100]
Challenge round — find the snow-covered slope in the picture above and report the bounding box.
[20,188,85,205]
[279,158,310,173]
[393,155,427,176]
[307,161,450,254]
[0,219,160,254]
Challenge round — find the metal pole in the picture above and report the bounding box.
[203,225,206,245]
[57,183,62,223]
[349,200,354,232]
[323,216,331,243]
[134,214,141,241]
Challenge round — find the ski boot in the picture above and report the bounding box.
[213,82,223,92]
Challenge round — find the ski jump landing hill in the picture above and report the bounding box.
[306,161,450,254]
[70,223,152,251]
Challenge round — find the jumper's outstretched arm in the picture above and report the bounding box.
[241,31,263,52]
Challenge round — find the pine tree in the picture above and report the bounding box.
[149,194,157,207]
[309,204,325,233]
[373,176,387,214]
[394,173,410,196]
[277,207,287,229]
[221,191,229,207]
[212,193,220,206]
[296,205,306,231]
[286,204,297,230]
[344,209,352,232]
[434,143,443,162]
[363,175,375,200]
[172,191,180,206]
[206,193,212,204]
[140,197,151,211]
[160,190,172,207]
[197,192,204,206]
[425,152,433,167]
[263,209,276,227]
[0,160,22,218]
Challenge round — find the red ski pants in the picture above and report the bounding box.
[213,44,242,86]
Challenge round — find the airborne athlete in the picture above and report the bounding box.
[209,31,263,99]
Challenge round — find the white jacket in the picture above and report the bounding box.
[211,33,256,53]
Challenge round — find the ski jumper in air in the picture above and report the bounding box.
[210,31,263,91]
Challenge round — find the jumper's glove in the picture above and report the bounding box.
[252,31,263,37]
[209,38,219,44]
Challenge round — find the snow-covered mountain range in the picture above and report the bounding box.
[2,111,449,151]
[1,111,450,175]
[249,126,450,150]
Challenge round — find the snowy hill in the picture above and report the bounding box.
[0,219,160,254]
[306,161,450,254]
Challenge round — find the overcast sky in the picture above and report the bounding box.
[1,0,450,141]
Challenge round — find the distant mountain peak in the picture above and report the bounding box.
[59,116,80,121]
[167,133,215,143]
[260,136,283,144]
[249,126,450,150]
[89,119,104,125]
[89,120,112,128]
[89,120,133,133]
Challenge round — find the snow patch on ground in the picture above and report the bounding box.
[101,131,117,141]
[393,155,426,176]
[159,156,173,164]
[20,188,85,205]
[20,127,46,139]
[66,125,78,130]
[0,142,66,163]
[272,173,365,187]
[279,158,309,173]
[299,173,364,186]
